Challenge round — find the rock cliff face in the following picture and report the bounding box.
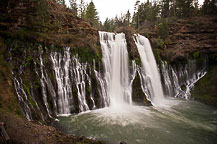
[149,16,217,61]
[147,16,217,106]
[0,0,103,123]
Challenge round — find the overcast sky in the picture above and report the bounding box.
[66,0,205,23]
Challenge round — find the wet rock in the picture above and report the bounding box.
[120,141,127,144]
[132,71,152,106]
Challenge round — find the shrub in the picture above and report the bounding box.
[158,22,169,40]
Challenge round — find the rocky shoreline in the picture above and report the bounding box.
[0,109,106,144]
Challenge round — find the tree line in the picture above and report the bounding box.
[55,0,216,31]
[55,0,100,29]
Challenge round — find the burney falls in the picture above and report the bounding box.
[0,0,216,144]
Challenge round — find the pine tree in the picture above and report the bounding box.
[202,0,217,15]
[134,0,141,28]
[103,18,115,31]
[84,1,99,28]
[125,10,131,26]
[176,0,194,17]
[161,0,170,18]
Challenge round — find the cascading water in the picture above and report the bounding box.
[50,47,92,114]
[11,31,209,123]
[99,31,132,107]
[54,34,216,144]
[13,77,33,120]
[134,34,165,106]
[161,59,207,99]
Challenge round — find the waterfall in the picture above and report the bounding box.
[134,34,165,106]
[161,59,207,99]
[50,47,92,114]
[99,31,132,107]
[50,48,73,114]
[11,32,209,121]
[13,77,33,120]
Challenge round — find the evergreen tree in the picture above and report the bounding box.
[125,10,131,26]
[132,1,160,28]
[84,1,99,28]
[133,0,141,28]
[103,18,115,31]
[202,0,217,15]
[170,0,177,17]
[176,0,194,17]
[161,0,170,18]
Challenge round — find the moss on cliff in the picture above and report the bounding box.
[0,37,22,116]
[191,64,217,107]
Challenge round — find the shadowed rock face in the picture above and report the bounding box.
[132,71,152,106]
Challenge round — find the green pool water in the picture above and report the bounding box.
[54,100,217,144]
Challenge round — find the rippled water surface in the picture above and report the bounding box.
[54,100,217,144]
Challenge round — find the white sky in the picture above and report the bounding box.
[66,0,205,23]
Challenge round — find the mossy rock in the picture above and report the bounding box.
[132,72,151,106]
[191,65,217,107]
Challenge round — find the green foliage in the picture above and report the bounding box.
[0,29,49,43]
[161,0,199,18]
[135,58,142,65]
[23,84,30,96]
[155,37,165,48]
[125,10,131,26]
[158,22,169,40]
[132,1,160,28]
[83,2,100,28]
[153,48,163,65]
[130,0,204,30]
[202,0,217,15]
[191,65,217,106]
[15,109,22,116]
[33,79,41,89]
[161,0,170,18]
[102,18,115,32]
[70,46,99,63]
[192,51,200,58]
